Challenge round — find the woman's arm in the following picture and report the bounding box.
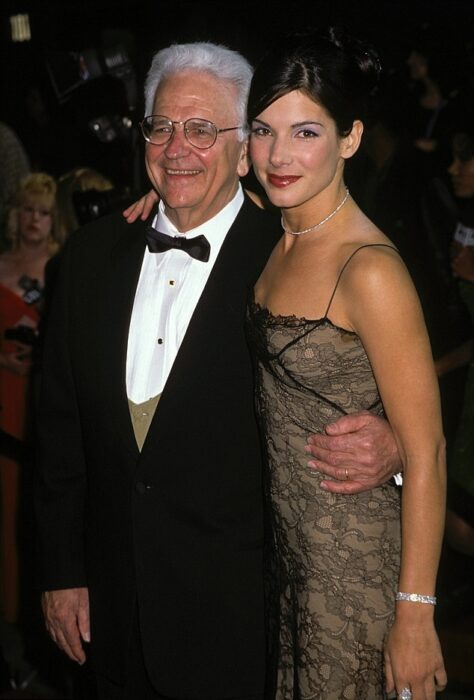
[344,245,447,699]
[122,188,268,222]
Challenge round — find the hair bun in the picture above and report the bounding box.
[328,26,382,96]
[247,25,384,134]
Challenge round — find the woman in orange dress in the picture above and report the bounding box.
[0,173,59,677]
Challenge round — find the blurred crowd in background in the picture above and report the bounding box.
[0,2,473,697]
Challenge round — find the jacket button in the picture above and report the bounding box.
[135,481,152,495]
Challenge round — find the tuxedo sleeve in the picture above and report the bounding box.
[35,233,88,591]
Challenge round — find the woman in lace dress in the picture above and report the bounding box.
[245,28,447,700]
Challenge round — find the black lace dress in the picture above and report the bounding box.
[247,245,401,700]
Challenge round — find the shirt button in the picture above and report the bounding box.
[169,279,175,286]
[157,338,163,344]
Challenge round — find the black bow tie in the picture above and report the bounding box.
[145,226,210,262]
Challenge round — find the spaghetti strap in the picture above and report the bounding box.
[324,243,399,318]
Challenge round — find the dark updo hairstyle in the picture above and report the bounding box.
[247,27,382,137]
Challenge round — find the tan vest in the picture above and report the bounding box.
[128,394,161,451]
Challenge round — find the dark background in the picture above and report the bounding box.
[0,0,472,194]
[0,2,473,697]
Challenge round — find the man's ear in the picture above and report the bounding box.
[237,139,251,177]
[341,120,364,160]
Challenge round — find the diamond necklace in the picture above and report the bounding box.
[281,187,350,236]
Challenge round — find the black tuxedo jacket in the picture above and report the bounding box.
[35,196,279,699]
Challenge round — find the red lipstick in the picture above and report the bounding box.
[267,174,301,188]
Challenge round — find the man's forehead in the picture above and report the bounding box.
[153,70,238,119]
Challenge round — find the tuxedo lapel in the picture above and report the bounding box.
[103,217,150,458]
[140,198,269,457]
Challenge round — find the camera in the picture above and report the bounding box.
[72,188,131,226]
[18,275,42,305]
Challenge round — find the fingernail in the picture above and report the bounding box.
[304,445,311,454]
[319,482,329,491]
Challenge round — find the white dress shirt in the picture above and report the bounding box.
[126,186,244,403]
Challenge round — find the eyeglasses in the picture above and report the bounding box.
[140,115,242,149]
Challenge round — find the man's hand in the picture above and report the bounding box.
[305,411,401,494]
[42,587,90,664]
[123,189,159,223]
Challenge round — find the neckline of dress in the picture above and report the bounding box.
[249,298,356,335]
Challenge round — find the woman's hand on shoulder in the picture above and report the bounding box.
[122,189,159,223]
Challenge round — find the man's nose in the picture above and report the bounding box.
[164,125,192,157]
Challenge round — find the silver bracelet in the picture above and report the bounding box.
[396,592,437,605]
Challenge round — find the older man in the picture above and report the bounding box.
[36,42,399,700]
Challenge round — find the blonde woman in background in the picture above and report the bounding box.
[0,172,59,687]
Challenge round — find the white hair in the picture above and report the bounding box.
[144,42,253,141]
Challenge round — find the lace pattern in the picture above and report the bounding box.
[247,301,401,700]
